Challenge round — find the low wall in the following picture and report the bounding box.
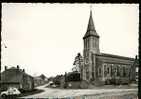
[66,81,81,89]
[66,81,89,89]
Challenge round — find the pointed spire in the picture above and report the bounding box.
[83,7,99,39]
[87,10,96,32]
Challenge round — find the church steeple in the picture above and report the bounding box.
[83,10,99,39]
[83,8,100,55]
[82,7,100,81]
[87,10,95,32]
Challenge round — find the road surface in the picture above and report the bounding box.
[21,84,138,98]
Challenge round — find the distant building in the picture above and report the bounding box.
[62,72,81,88]
[79,10,137,85]
[1,65,34,91]
[34,74,48,87]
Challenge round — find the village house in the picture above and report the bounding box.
[1,65,34,91]
[34,74,48,87]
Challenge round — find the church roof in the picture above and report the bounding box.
[83,10,99,39]
[96,53,135,61]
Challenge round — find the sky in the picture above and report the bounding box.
[1,3,139,77]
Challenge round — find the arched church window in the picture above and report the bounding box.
[107,67,110,74]
[120,65,123,77]
[117,66,120,76]
[98,67,101,77]
[126,67,129,77]
[92,37,95,48]
[111,64,113,75]
[114,66,117,76]
[86,68,89,79]
[96,40,98,48]
[104,64,107,76]
[94,39,96,48]
[123,66,126,77]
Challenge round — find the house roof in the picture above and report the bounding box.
[1,67,33,83]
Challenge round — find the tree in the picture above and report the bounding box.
[40,74,46,80]
[72,53,83,73]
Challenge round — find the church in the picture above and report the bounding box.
[80,10,137,85]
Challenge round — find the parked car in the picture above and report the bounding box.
[1,87,21,98]
[51,84,57,88]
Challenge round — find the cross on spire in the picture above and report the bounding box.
[90,5,92,11]
[90,5,92,17]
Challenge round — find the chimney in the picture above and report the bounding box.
[17,65,19,69]
[5,66,7,70]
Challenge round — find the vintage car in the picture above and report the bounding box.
[1,87,21,98]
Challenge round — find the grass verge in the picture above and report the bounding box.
[18,89,44,97]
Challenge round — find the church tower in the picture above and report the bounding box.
[82,9,100,81]
[83,10,100,55]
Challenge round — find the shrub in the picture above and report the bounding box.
[66,72,80,81]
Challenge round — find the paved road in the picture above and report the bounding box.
[21,84,138,98]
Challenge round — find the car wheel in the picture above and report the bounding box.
[1,94,7,98]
